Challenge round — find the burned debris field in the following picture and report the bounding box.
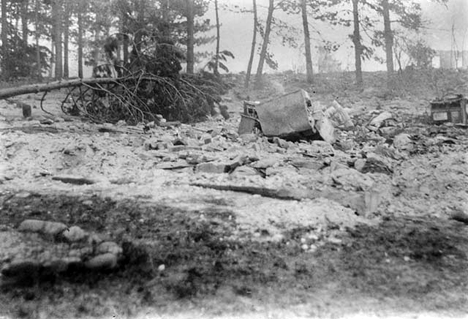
[1,69,468,318]
[1,0,468,317]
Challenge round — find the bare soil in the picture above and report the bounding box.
[1,74,468,319]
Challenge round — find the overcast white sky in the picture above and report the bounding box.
[72,0,468,77]
[199,0,468,73]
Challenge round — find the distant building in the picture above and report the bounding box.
[436,50,468,69]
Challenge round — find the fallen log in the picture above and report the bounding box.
[0,78,119,100]
[190,182,377,216]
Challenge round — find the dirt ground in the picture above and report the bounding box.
[1,73,468,319]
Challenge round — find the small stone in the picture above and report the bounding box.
[15,192,31,198]
[230,166,259,177]
[96,241,123,255]
[88,233,106,246]
[82,200,93,206]
[43,221,68,236]
[85,253,118,269]
[195,162,227,174]
[37,251,52,263]
[68,247,93,259]
[200,134,213,144]
[40,118,54,125]
[403,256,410,262]
[307,233,319,241]
[62,226,88,242]
[308,244,318,253]
[18,219,67,236]
[240,133,258,143]
[273,137,290,149]
[51,175,96,185]
[158,264,165,272]
[328,237,342,244]
[270,234,284,242]
[393,133,413,151]
[18,219,44,232]
[144,138,159,150]
[354,159,367,172]
[301,244,309,251]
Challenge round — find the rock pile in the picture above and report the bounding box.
[0,219,123,287]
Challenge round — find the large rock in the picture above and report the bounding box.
[96,241,123,255]
[85,253,118,270]
[230,166,259,177]
[62,226,88,242]
[195,162,228,174]
[18,219,68,236]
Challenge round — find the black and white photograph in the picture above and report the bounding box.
[0,0,468,318]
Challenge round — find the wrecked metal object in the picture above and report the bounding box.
[247,89,335,143]
[239,101,261,135]
[255,90,312,137]
[430,94,467,125]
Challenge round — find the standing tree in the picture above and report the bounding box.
[1,0,9,79]
[300,0,313,83]
[245,0,257,88]
[76,1,85,78]
[254,0,274,89]
[213,0,220,76]
[351,0,363,86]
[21,0,28,43]
[62,0,71,78]
[381,0,393,74]
[186,0,195,74]
[245,0,258,88]
[52,0,63,79]
[363,0,422,77]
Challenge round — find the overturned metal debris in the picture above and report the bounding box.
[239,89,336,143]
[430,94,467,125]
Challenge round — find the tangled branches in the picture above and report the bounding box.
[62,71,230,125]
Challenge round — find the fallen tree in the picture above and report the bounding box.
[0,72,230,124]
[0,78,117,100]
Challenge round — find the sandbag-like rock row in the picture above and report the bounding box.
[0,219,123,286]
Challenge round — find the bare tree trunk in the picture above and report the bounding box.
[186,0,195,74]
[49,40,54,78]
[352,0,363,86]
[0,77,122,99]
[214,0,220,76]
[53,0,63,79]
[120,8,129,66]
[244,0,257,89]
[21,0,28,43]
[35,0,41,79]
[301,0,313,84]
[63,0,69,78]
[254,0,274,89]
[382,0,394,75]
[77,8,83,78]
[1,0,9,79]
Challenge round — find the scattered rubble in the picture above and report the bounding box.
[1,219,124,287]
[1,83,468,318]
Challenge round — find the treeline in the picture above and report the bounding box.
[246,0,447,88]
[0,0,447,88]
[0,0,220,81]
